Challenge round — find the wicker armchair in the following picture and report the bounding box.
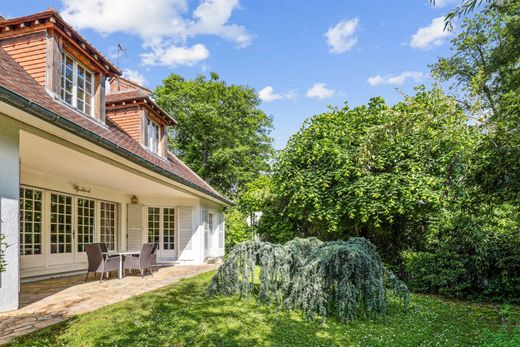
[124,243,155,277]
[85,243,120,282]
[150,243,159,270]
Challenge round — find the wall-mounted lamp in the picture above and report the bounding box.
[73,185,91,193]
[130,195,139,204]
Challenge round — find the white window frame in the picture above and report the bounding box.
[60,52,95,117]
[19,187,44,256]
[147,207,161,244]
[163,208,176,251]
[146,117,161,155]
[99,201,117,251]
[147,207,176,251]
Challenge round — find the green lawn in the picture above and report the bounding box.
[7,271,520,347]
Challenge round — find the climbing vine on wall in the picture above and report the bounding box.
[0,232,7,273]
[209,237,409,322]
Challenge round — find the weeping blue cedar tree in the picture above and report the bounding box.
[208,237,409,322]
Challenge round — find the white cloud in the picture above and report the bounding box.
[258,86,296,102]
[60,0,251,66]
[140,44,209,68]
[410,17,451,50]
[325,18,359,54]
[306,83,335,99]
[188,0,252,48]
[367,71,424,86]
[431,0,457,8]
[123,69,147,86]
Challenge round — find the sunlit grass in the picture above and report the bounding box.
[7,271,520,347]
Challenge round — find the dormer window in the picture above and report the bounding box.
[60,53,95,117]
[145,117,161,155]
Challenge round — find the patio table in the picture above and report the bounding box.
[103,251,141,279]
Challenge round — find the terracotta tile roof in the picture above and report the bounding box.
[106,89,177,125]
[106,89,150,103]
[0,9,121,76]
[0,47,231,205]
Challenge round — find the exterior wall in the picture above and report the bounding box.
[0,115,21,312]
[200,199,226,261]
[0,31,47,86]
[106,106,142,143]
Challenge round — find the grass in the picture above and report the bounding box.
[7,271,520,347]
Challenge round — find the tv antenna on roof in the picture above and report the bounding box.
[116,44,128,68]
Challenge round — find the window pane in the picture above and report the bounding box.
[19,187,43,256]
[60,54,95,115]
[49,193,73,254]
[100,202,117,251]
[148,207,160,244]
[163,208,175,250]
[77,198,95,252]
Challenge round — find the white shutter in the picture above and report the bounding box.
[178,207,193,252]
[127,204,144,251]
[202,209,209,250]
[218,212,225,249]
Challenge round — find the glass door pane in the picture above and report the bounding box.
[100,202,116,251]
[163,208,175,250]
[148,207,160,244]
[77,198,95,252]
[50,193,73,254]
[19,187,43,256]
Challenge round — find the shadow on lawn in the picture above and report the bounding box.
[7,273,402,346]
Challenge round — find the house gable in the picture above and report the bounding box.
[106,78,176,159]
[0,9,120,123]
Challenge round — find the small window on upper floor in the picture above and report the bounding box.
[145,117,162,155]
[60,53,95,117]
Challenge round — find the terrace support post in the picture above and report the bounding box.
[0,114,20,312]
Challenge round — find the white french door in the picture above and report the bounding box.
[20,186,118,271]
[162,208,176,258]
[74,197,95,263]
[100,201,117,251]
[47,192,74,266]
[147,207,176,258]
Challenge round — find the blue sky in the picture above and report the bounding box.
[0,0,458,149]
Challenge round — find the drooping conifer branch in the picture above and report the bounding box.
[209,237,409,322]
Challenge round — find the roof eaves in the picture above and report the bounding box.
[0,84,234,206]
[0,9,121,75]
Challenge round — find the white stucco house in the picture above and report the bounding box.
[0,10,231,312]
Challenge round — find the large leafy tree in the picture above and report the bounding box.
[154,73,274,196]
[431,0,520,200]
[403,0,520,301]
[258,88,475,264]
[431,0,519,119]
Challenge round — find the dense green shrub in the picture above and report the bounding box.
[404,204,520,303]
[209,237,409,322]
[223,208,254,252]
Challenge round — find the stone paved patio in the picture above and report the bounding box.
[0,264,218,345]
